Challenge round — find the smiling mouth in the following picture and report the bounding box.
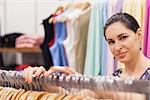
[116,52,127,58]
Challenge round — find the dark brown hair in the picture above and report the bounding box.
[103,13,140,39]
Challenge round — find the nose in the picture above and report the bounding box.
[114,41,122,52]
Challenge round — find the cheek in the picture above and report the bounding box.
[127,39,138,49]
[124,40,139,58]
[123,37,137,50]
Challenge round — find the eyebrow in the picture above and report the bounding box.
[106,33,127,41]
[117,33,127,38]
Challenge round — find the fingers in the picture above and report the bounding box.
[23,66,34,83]
[23,66,46,83]
[23,66,79,83]
[44,66,76,77]
[52,66,75,74]
[34,66,46,77]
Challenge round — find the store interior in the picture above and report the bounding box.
[0,0,149,99]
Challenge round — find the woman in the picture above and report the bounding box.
[23,13,150,83]
[23,13,149,99]
[104,13,150,80]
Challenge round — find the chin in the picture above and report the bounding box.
[119,60,127,63]
[117,57,128,63]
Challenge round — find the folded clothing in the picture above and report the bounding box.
[0,33,23,47]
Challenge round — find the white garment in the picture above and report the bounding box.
[63,7,91,73]
[63,9,83,71]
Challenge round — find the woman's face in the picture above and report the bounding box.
[105,22,142,63]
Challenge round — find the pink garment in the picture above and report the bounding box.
[144,0,150,58]
[15,35,43,48]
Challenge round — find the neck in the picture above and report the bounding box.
[124,51,149,78]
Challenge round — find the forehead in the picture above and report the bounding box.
[105,22,132,39]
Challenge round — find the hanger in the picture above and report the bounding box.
[48,6,65,24]
[48,2,91,23]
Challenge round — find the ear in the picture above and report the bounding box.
[136,28,143,41]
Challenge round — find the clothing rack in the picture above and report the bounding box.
[0,69,149,99]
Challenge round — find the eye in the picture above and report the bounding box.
[108,40,115,45]
[119,36,128,40]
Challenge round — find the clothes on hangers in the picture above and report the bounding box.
[62,6,91,73]
[44,2,91,72]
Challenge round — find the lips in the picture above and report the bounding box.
[116,52,127,58]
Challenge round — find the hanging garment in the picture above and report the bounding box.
[144,0,150,58]
[75,7,91,74]
[63,8,91,73]
[42,15,55,47]
[122,0,133,15]
[123,0,145,31]
[114,0,124,14]
[50,21,68,66]
[63,9,83,71]
[100,0,109,75]
[42,15,54,70]
[84,2,103,76]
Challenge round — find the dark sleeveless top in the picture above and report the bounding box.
[112,67,150,80]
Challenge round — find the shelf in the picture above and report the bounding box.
[0,48,41,53]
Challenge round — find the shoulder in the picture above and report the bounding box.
[112,68,122,77]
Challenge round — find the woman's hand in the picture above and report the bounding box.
[44,66,81,77]
[23,66,81,83]
[23,66,46,83]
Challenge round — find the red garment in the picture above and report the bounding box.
[15,64,29,70]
